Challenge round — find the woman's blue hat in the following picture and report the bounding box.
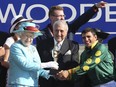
[13,22,43,38]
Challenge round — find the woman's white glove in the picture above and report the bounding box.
[41,61,59,70]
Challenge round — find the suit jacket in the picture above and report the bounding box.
[37,38,79,87]
[7,40,50,86]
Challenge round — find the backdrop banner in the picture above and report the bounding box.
[0,0,116,43]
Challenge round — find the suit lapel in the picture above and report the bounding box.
[47,38,54,56]
[60,39,70,55]
[43,38,54,61]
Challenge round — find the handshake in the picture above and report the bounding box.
[56,70,70,80]
[41,61,70,80]
[49,69,70,80]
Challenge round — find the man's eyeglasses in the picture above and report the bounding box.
[52,14,66,18]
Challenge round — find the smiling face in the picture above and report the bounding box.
[53,25,67,43]
[49,6,65,26]
[20,32,34,47]
[82,31,97,48]
[53,20,68,43]
[50,10,65,25]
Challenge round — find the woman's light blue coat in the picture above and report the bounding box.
[7,40,50,86]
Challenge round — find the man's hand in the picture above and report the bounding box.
[56,70,69,80]
[95,1,107,8]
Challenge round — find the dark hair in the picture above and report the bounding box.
[49,6,64,17]
[81,27,97,36]
[82,27,109,43]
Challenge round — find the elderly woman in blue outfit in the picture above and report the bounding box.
[7,22,51,87]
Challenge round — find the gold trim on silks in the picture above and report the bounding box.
[95,50,101,56]
[68,66,80,79]
[69,66,80,74]
[83,65,90,71]
[73,66,80,72]
[95,58,101,64]
[68,69,73,79]
[86,58,92,64]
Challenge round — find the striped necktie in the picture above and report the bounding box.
[52,43,60,61]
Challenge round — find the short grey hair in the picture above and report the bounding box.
[53,20,68,31]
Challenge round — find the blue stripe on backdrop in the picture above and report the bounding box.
[0,0,116,44]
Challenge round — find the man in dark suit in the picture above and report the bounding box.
[36,2,107,86]
[37,20,79,87]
